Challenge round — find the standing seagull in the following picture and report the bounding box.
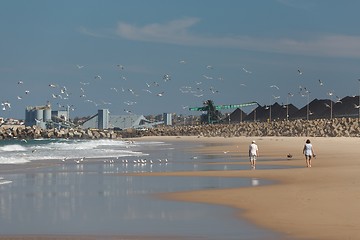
[298,69,303,75]
[318,79,324,86]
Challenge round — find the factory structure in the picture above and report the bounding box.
[25,104,74,129]
[80,109,164,130]
[25,104,166,130]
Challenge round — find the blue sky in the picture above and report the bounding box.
[1,0,360,119]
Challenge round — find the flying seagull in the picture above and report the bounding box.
[270,85,280,90]
[242,67,252,74]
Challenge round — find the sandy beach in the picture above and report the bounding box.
[0,136,359,240]
[131,136,360,240]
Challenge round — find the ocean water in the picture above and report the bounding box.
[0,139,282,239]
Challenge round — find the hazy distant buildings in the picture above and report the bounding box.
[80,109,162,130]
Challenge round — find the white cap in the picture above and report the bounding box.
[252,140,256,143]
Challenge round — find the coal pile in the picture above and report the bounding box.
[245,96,360,121]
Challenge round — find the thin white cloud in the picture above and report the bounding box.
[78,26,109,38]
[116,17,202,45]
[276,0,316,9]
[114,17,360,59]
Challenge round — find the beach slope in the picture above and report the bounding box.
[142,136,360,240]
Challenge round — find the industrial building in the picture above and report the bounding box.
[80,109,163,130]
[25,104,52,129]
[25,103,166,130]
[25,104,76,129]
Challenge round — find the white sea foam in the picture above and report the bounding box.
[0,139,151,164]
[0,144,27,152]
[0,179,13,185]
[0,156,29,164]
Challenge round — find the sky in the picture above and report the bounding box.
[1,0,360,120]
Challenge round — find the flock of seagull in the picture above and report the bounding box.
[60,156,170,166]
[1,60,253,117]
[1,63,359,119]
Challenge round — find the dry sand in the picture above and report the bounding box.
[135,136,360,240]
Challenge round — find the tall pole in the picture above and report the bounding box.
[328,91,333,119]
[287,93,293,121]
[358,79,360,124]
[307,92,310,121]
[269,95,272,122]
[330,99,333,119]
[240,107,242,122]
[286,96,289,121]
[67,105,70,122]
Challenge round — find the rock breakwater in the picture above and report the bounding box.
[0,126,122,140]
[0,118,359,140]
[141,118,360,138]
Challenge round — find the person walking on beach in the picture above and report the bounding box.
[249,140,259,169]
[303,139,316,168]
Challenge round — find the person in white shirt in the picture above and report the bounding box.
[303,139,316,168]
[249,140,259,169]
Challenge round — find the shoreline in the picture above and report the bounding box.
[132,136,360,240]
[0,136,359,239]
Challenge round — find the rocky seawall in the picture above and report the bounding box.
[0,118,359,140]
[141,118,360,138]
[0,126,122,140]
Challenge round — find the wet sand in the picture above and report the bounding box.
[134,136,360,240]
